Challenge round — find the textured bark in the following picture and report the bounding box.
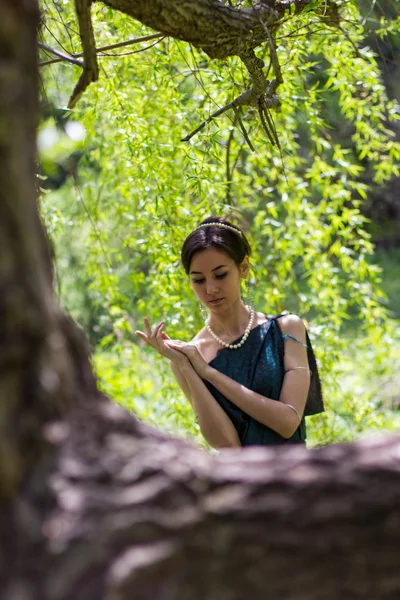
[0,0,94,498]
[0,0,56,496]
[100,0,284,59]
[68,0,340,126]
[3,411,400,600]
[68,0,317,108]
[98,0,338,58]
[2,2,400,600]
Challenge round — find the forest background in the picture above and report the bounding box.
[39,0,400,449]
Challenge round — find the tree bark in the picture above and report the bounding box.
[68,0,316,108]
[101,0,285,59]
[0,0,57,497]
[2,1,400,599]
[3,413,400,600]
[0,0,95,498]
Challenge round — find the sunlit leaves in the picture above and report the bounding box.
[39,0,400,447]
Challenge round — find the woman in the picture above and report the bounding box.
[135,216,324,449]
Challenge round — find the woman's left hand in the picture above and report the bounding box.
[165,340,210,379]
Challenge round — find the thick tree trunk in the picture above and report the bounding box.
[1,1,400,599]
[0,0,96,497]
[0,0,59,497]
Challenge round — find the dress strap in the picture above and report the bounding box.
[268,311,290,320]
[269,312,311,348]
[281,332,311,349]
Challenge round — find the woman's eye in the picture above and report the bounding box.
[191,273,227,284]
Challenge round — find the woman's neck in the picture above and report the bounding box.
[208,300,250,338]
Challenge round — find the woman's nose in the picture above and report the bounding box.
[206,281,219,295]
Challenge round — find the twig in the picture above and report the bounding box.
[39,33,164,67]
[181,80,280,143]
[175,42,222,114]
[51,0,76,52]
[226,115,237,205]
[37,42,84,67]
[40,18,74,55]
[179,2,284,147]
[258,104,276,146]
[233,106,255,153]
[249,0,283,84]
[98,36,166,57]
[181,101,237,142]
[361,0,376,26]
[262,102,281,148]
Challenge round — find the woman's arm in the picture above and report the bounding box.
[135,318,240,449]
[202,315,311,439]
[170,361,241,449]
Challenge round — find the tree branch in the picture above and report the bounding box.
[15,420,400,600]
[67,0,324,108]
[181,100,237,142]
[38,41,84,67]
[101,0,281,59]
[38,33,164,67]
[233,105,255,152]
[181,53,281,145]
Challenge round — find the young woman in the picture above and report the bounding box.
[135,216,324,449]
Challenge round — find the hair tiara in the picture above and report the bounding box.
[195,222,242,236]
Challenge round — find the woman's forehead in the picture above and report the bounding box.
[189,248,233,272]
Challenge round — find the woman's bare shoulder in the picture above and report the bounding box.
[190,327,218,363]
[277,313,307,341]
[190,327,209,347]
[253,311,270,327]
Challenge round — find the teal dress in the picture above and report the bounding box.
[204,314,324,446]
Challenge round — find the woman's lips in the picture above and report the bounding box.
[208,298,224,305]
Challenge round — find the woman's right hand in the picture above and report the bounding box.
[135,318,190,368]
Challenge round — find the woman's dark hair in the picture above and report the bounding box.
[181,216,251,275]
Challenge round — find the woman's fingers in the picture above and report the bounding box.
[135,330,151,346]
[144,318,164,341]
[136,327,189,365]
[155,323,165,345]
[152,322,164,347]
[143,317,152,337]
[155,321,165,336]
[156,322,165,335]
[166,340,187,353]
[138,319,172,355]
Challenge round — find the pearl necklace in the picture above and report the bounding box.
[206,306,255,350]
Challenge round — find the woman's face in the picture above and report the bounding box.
[188,247,249,311]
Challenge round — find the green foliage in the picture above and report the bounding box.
[94,341,206,446]
[39,0,400,447]
[307,321,400,446]
[371,248,400,317]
